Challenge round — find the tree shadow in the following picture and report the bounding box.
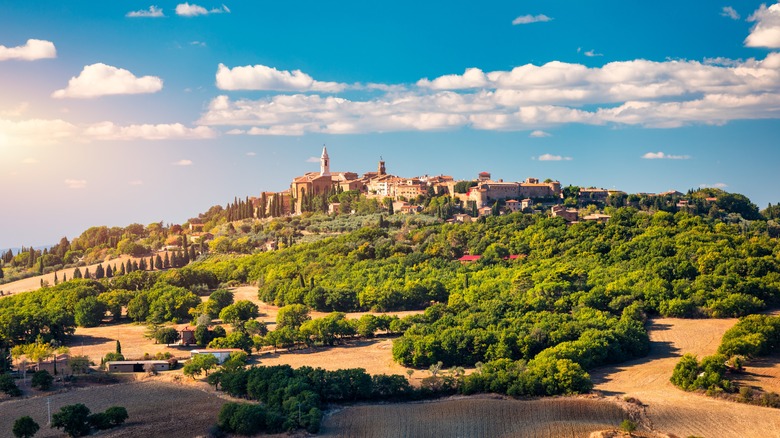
[589,321,680,396]
[67,333,115,347]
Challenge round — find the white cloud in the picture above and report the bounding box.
[199,52,780,135]
[584,50,603,57]
[512,14,553,25]
[0,39,56,61]
[721,6,740,20]
[305,156,320,163]
[126,6,165,17]
[215,64,347,92]
[52,63,163,98]
[0,118,214,145]
[529,130,551,137]
[65,179,86,189]
[191,41,207,47]
[699,182,728,188]
[173,159,193,166]
[537,153,572,161]
[176,3,230,16]
[129,180,144,185]
[746,3,780,47]
[641,151,691,159]
[417,68,488,90]
[83,122,216,140]
[246,151,256,156]
[0,102,30,117]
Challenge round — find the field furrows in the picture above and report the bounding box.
[319,397,625,438]
[0,381,226,438]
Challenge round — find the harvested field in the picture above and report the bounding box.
[592,317,780,437]
[732,353,780,394]
[68,322,186,362]
[256,338,432,381]
[320,396,630,438]
[0,380,227,438]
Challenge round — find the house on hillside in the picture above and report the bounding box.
[179,326,196,345]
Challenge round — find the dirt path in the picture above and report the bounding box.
[591,318,780,437]
[0,254,154,296]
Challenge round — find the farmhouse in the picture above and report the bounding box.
[190,348,242,364]
[106,360,171,373]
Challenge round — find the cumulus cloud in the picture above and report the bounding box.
[65,179,87,189]
[52,63,163,98]
[512,14,553,25]
[216,64,347,92]
[83,122,216,140]
[721,6,740,20]
[536,153,572,161]
[126,6,165,17]
[641,151,691,159]
[529,130,551,137]
[746,3,780,48]
[198,52,780,135]
[173,159,193,166]
[0,39,56,61]
[0,118,214,145]
[176,3,230,16]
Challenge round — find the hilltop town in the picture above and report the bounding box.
[205,146,710,229]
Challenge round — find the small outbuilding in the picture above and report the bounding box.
[105,360,171,373]
[190,349,242,364]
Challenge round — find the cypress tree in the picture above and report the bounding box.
[132,261,139,271]
[139,258,147,271]
[73,268,82,279]
[163,252,170,269]
[106,264,113,278]
[189,246,196,261]
[62,272,67,282]
[155,254,163,270]
[0,264,4,279]
[54,271,58,285]
[126,260,133,273]
[119,263,126,275]
[149,256,154,270]
[95,264,104,279]
[84,267,91,279]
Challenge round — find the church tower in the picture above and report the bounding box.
[320,146,330,176]
[378,156,386,176]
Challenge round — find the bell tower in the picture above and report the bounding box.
[320,145,330,176]
[378,156,386,176]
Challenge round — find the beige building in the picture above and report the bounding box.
[466,173,561,207]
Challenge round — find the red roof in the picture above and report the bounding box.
[479,172,490,176]
[458,255,482,262]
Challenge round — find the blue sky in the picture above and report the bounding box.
[2,1,780,247]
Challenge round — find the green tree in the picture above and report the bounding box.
[0,373,21,396]
[31,370,53,391]
[183,354,219,379]
[154,327,180,346]
[276,304,311,330]
[219,300,259,329]
[51,403,91,437]
[104,406,129,426]
[12,416,40,438]
[74,296,106,327]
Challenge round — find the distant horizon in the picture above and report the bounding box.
[3,1,780,247]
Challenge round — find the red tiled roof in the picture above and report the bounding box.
[458,255,482,262]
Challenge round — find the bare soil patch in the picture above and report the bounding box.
[0,379,226,438]
[592,317,780,437]
[319,396,632,438]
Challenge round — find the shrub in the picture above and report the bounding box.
[12,416,39,438]
[88,412,112,430]
[0,373,22,397]
[104,406,129,426]
[620,419,637,432]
